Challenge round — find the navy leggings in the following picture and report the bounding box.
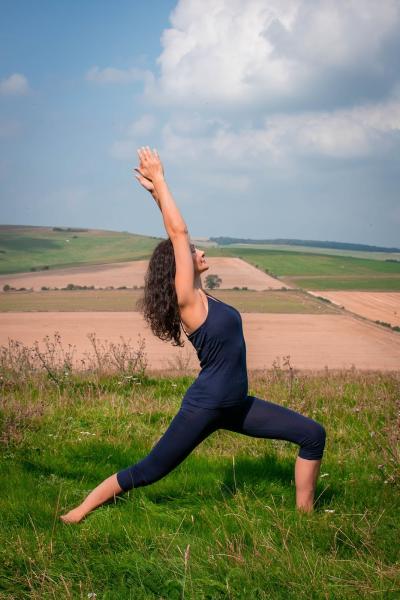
[116,395,326,492]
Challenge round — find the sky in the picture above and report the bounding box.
[0,0,399,247]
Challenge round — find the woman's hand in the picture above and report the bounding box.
[133,168,156,194]
[136,146,164,182]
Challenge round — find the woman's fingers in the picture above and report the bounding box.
[140,146,151,160]
[137,146,159,161]
[133,168,153,185]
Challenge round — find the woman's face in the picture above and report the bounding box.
[190,242,209,274]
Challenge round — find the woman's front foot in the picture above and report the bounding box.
[59,507,86,524]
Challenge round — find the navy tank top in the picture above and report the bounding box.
[180,293,248,408]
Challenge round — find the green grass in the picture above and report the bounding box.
[1,368,399,598]
[0,289,341,314]
[0,226,163,275]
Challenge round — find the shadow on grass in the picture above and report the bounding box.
[17,443,337,514]
[219,453,336,511]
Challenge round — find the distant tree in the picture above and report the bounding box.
[205,274,222,289]
[3,284,11,292]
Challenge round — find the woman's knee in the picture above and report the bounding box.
[116,463,149,492]
[299,420,326,460]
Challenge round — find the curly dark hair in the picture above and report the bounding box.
[136,237,186,347]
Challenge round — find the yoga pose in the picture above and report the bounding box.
[60,147,326,524]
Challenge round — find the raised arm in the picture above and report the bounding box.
[135,147,196,307]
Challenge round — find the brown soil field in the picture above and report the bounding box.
[1,311,398,372]
[0,258,290,292]
[308,291,400,326]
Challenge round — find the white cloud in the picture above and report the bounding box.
[145,0,400,109]
[111,1,400,171]
[110,138,138,161]
[127,114,157,136]
[111,95,400,164]
[110,115,157,160]
[0,73,30,96]
[86,65,154,86]
[157,94,400,167]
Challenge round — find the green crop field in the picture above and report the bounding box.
[203,247,400,291]
[226,242,400,262]
[0,289,341,314]
[280,276,400,291]
[0,360,399,598]
[205,247,400,277]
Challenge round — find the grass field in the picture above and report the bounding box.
[2,229,399,597]
[0,226,162,275]
[0,362,399,598]
[0,289,341,314]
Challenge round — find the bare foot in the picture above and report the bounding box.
[59,507,86,524]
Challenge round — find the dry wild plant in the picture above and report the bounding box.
[0,331,148,387]
[0,338,38,385]
[82,332,148,376]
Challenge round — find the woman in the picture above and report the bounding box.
[60,147,326,524]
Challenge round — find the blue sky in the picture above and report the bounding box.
[1,0,399,247]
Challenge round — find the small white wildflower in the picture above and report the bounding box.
[320,473,329,478]
[172,383,177,387]
[87,594,97,599]
[325,509,335,513]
